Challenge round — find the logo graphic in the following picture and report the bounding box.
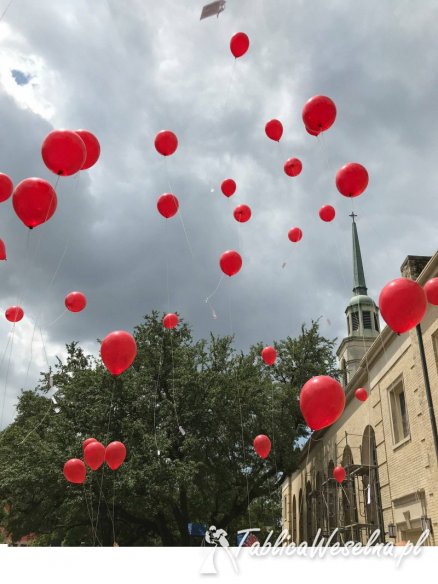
[200,525,239,574]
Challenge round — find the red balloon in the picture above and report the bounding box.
[265,119,283,142]
[84,441,105,470]
[333,465,346,484]
[230,32,249,58]
[42,130,86,176]
[105,441,126,470]
[288,227,302,243]
[306,126,320,137]
[220,250,242,277]
[82,437,97,453]
[75,130,100,170]
[12,178,57,229]
[300,375,346,430]
[424,278,438,306]
[157,193,179,219]
[221,179,236,197]
[101,330,137,376]
[63,458,86,484]
[5,306,24,322]
[319,205,336,222]
[379,278,427,334]
[233,204,251,223]
[355,387,368,402]
[65,291,87,313]
[336,163,369,198]
[163,313,179,329]
[253,435,271,459]
[154,130,178,156]
[284,158,302,177]
[302,96,337,133]
[0,239,6,261]
[261,346,276,366]
[0,173,13,202]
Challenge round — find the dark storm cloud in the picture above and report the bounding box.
[0,0,437,425]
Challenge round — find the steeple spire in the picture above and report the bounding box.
[350,212,367,295]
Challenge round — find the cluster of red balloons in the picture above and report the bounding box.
[101,330,137,376]
[253,434,271,459]
[63,438,127,484]
[42,129,100,176]
[300,375,346,431]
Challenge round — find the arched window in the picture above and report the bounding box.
[326,460,337,538]
[361,426,384,542]
[306,481,313,543]
[292,495,297,543]
[315,472,323,542]
[299,489,304,543]
[342,446,358,541]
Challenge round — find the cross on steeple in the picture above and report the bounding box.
[349,211,357,223]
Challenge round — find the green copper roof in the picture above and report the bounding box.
[351,215,367,295]
[347,294,376,308]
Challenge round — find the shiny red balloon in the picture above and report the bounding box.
[379,278,427,334]
[333,466,346,484]
[12,178,57,229]
[261,346,276,366]
[63,458,86,484]
[288,227,302,243]
[84,441,105,470]
[355,387,368,402]
[42,130,86,176]
[424,278,438,306]
[319,205,336,222]
[220,250,242,277]
[284,158,302,177]
[230,32,249,58]
[163,313,179,329]
[154,130,178,156]
[75,130,100,170]
[65,291,87,313]
[221,179,236,197]
[5,306,24,322]
[302,96,337,133]
[0,173,13,202]
[157,193,179,218]
[105,441,126,470]
[101,330,137,376]
[265,119,283,142]
[300,375,346,430]
[0,239,6,261]
[82,437,97,453]
[306,126,320,137]
[253,435,271,459]
[336,163,369,198]
[233,204,251,223]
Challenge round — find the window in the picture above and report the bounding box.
[374,313,380,332]
[347,315,351,335]
[352,311,359,331]
[363,311,372,329]
[389,379,410,445]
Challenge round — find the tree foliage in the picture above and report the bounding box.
[0,312,338,546]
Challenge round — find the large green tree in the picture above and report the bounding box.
[0,312,337,546]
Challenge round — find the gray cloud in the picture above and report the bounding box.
[0,0,437,426]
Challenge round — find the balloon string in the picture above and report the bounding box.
[0,0,15,22]
[41,309,68,329]
[226,283,252,528]
[153,331,165,457]
[169,330,182,432]
[0,324,16,431]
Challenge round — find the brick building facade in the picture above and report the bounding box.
[281,220,438,546]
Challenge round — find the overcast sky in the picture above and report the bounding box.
[0,0,437,427]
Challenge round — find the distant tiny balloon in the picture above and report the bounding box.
[42,130,86,176]
[302,96,337,133]
[284,158,302,177]
[261,346,276,366]
[154,130,178,156]
[65,291,87,313]
[253,434,271,459]
[333,465,346,484]
[63,459,86,484]
[336,163,369,198]
[163,313,179,329]
[157,193,179,218]
[319,205,336,222]
[355,387,368,402]
[288,227,303,243]
[265,119,283,142]
[230,32,249,58]
[0,239,6,260]
[233,204,251,223]
[424,278,438,306]
[5,306,24,322]
[221,179,236,197]
[0,173,13,202]
[75,130,100,170]
[220,250,242,277]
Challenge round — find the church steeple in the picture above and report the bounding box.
[336,214,380,388]
[350,212,367,295]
